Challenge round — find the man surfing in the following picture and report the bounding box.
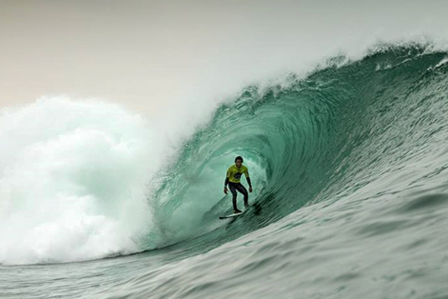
[224,156,253,214]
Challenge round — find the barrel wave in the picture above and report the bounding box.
[2,45,448,299]
[148,45,448,254]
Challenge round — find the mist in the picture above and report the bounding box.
[1,0,447,122]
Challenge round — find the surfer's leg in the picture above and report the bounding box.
[228,183,238,210]
[236,183,249,207]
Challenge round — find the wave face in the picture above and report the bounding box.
[105,45,448,299]
[148,45,448,249]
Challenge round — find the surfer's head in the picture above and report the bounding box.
[235,156,243,167]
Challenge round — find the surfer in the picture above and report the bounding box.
[224,156,253,213]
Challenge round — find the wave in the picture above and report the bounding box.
[148,44,448,251]
[0,99,161,264]
[1,44,447,265]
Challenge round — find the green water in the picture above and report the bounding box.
[2,45,448,299]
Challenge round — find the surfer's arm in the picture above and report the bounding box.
[224,178,229,194]
[225,167,232,187]
[244,169,252,192]
[246,177,252,188]
[224,168,231,194]
[244,169,252,187]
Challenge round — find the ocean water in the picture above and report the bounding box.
[1,45,448,298]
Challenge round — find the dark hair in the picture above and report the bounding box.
[235,156,243,163]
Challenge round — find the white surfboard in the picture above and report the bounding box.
[219,211,243,220]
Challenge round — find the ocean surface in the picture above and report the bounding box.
[1,45,448,298]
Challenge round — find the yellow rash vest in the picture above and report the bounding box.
[226,164,250,184]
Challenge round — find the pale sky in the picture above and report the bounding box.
[1,0,448,116]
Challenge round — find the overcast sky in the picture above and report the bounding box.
[1,0,447,116]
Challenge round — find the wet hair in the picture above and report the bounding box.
[235,156,243,163]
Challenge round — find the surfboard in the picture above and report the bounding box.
[219,212,243,220]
